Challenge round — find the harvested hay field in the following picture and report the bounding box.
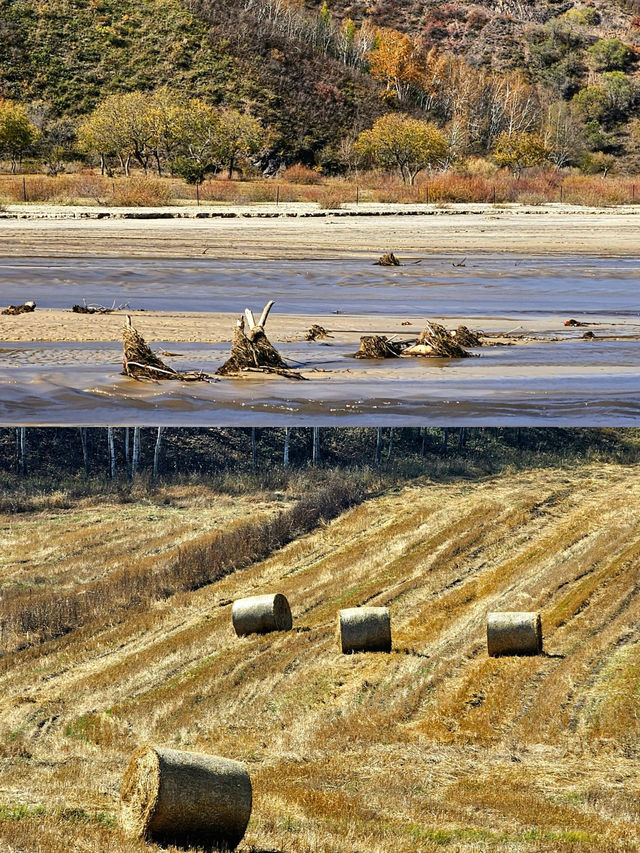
[2,463,640,852]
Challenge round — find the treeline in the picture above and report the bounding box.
[2,427,639,486]
[1,1,639,179]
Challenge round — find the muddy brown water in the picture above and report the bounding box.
[1,256,639,425]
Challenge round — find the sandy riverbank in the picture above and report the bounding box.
[0,308,593,344]
[0,203,639,258]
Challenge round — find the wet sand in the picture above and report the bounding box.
[1,204,639,258]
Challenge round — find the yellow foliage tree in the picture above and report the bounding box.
[0,99,38,174]
[493,130,550,176]
[368,28,424,102]
[355,113,448,184]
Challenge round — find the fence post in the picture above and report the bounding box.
[276,185,280,206]
[426,184,429,204]
[560,184,563,203]
[356,185,359,205]
[196,180,200,206]
[22,177,27,203]
[492,185,496,204]
[633,185,636,202]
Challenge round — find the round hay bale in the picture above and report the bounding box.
[487,611,542,657]
[120,745,252,849]
[232,593,293,636]
[339,606,391,653]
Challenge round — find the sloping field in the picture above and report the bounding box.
[1,464,640,852]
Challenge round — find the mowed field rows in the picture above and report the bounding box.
[1,464,640,852]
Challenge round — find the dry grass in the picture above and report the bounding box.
[1,463,640,851]
[0,169,639,207]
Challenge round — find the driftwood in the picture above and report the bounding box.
[375,252,401,267]
[122,316,213,381]
[73,304,112,314]
[451,325,482,347]
[2,301,35,316]
[405,321,471,358]
[217,301,304,379]
[354,335,403,359]
[305,324,333,341]
[564,318,588,327]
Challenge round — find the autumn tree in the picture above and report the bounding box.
[214,109,265,179]
[368,28,424,102]
[543,101,584,168]
[171,99,220,182]
[355,114,448,184]
[0,99,38,173]
[493,130,550,176]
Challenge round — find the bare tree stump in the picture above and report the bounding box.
[217,301,304,379]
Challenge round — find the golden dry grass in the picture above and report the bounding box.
[1,464,640,851]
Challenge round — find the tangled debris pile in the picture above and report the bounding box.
[405,321,471,358]
[122,316,213,381]
[451,325,482,347]
[217,301,304,379]
[354,335,404,359]
[305,324,333,341]
[2,301,35,316]
[375,252,401,267]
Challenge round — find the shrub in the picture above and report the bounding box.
[588,38,634,71]
[281,163,324,185]
[110,177,173,207]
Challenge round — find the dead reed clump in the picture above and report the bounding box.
[281,164,324,185]
[339,606,392,653]
[110,177,173,207]
[232,593,293,636]
[405,321,471,358]
[487,611,543,657]
[354,335,403,359]
[120,745,252,849]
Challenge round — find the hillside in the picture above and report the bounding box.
[2,460,640,851]
[0,0,384,163]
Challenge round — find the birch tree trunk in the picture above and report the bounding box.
[283,427,291,468]
[18,427,27,475]
[312,427,320,467]
[251,427,257,472]
[132,427,141,476]
[387,427,394,461]
[107,427,116,479]
[375,427,382,464]
[79,428,89,475]
[153,427,164,479]
[124,427,132,480]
